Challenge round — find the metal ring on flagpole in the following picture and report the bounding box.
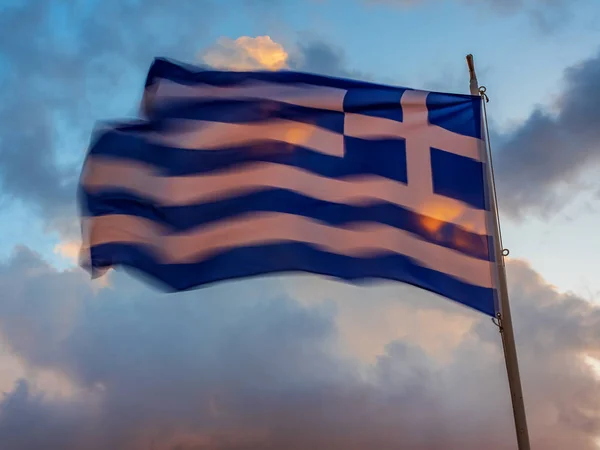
[492,316,501,329]
[479,86,489,102]
[502,248,510,257]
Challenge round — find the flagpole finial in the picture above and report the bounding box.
[466,54,475,75]
[466,54,479,96]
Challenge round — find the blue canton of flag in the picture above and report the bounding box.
[79,58,498,316]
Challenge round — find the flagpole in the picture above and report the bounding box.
[466,54,532,450]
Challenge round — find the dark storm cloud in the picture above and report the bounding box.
[494,48,600,218]
[289,40,355,78]
[4,0,596,227]
[240,36,600,221]
[0,2,354,238]
[288,40,376,83]
[0,248,599,449]
[367,0,573,31]
[0,0,227,236]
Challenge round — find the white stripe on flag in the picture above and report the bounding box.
[151,78,347,112]
[83,157,489,235]
[145,119,344,157]
[84,213,495,288]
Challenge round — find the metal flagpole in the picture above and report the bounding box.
[466,54,532,450]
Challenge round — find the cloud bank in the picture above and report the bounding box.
[199,35,600,220]
[1,4,600,447]
[201,36,289,71]
[367,0,572,30]
[199,35,369,80]
[2,0,596,228]
[0,249,600,449]
[0,0,357,238]
[0,0,241,237]
[494,48,600,218]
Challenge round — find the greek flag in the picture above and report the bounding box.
[79,58,498,316]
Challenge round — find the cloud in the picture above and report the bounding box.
[494,48,600,218]
[201,36,289,71]
[196,35,600,222]
[474,0,571,31]
[0,5,359,240]
[366,0,572,31]
[2,4,598,447]
[1,0,593,236]
[200,36,369,81]
[53,241,80,264]
[0,1,263,239]
[1,248,600,449]
[287,40,353,77]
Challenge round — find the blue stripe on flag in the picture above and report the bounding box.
[88,242,496,317]
[427,92,482,139]
[343,136,407,183]
[146,57,406,92]
[146,99,345,134]
[430,147,487,209]
[81,189,492,261]
[79,190,166,225]
[343,88,405,121]
[146,58,482,141]
[90,125,409,183]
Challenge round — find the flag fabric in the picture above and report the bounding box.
[79,57,498,316]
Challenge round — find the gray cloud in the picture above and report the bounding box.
[288,39,385,85]
[0,0,232,237]
[367,0,573,31]
[494,48,600,218]
[0,1,357,239]
[0,248,599,449]
[1,0,596,233]
[475,0,571,32]
[289,41,358,78]
[198,36,372,81]
[6,0,593,230]
[2,3,599,448]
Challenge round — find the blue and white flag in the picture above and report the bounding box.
[79,58,498,316]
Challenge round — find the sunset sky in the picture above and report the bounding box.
[1,1,600,449]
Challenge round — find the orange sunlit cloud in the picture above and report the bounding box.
[54,240,80,264]
[54,239,112,290]
[201,36,289,71]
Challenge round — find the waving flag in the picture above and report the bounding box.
[79,58,497,316]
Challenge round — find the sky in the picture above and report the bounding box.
[1,0,600,448]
